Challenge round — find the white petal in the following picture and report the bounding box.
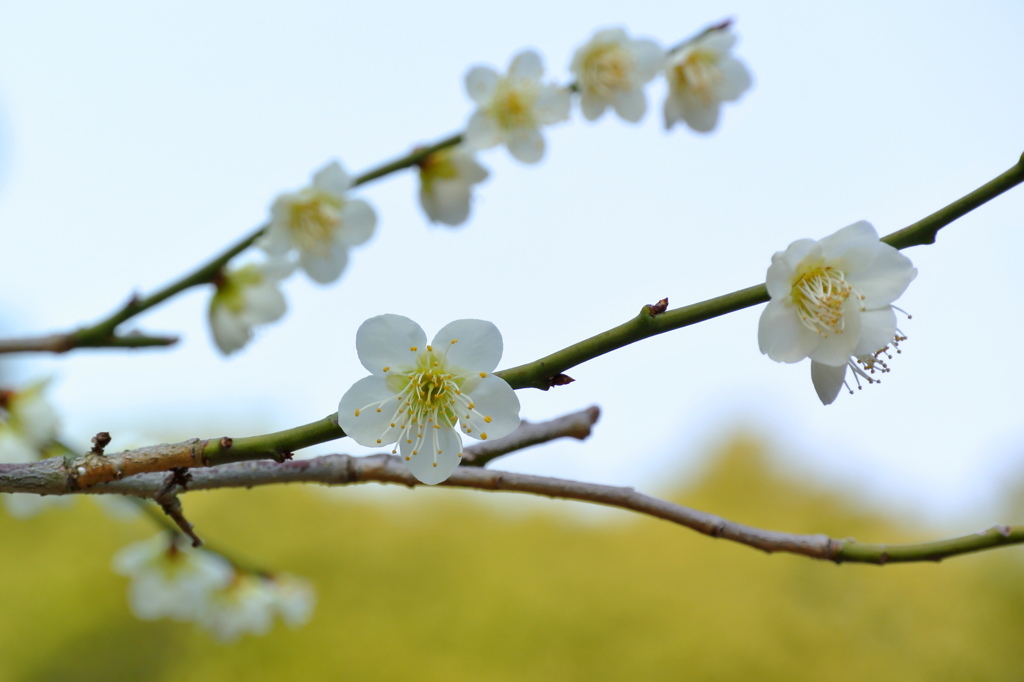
[631,40,666,81]
[459,374,520,441]
[811,362,847,405]
[534,86,571,124]
[241,284,287,325]
[680,97,721,133]
[355,314,426,375]
[337,375,403,447]
[506,126,545,164]
[757,300,821,363]
[697,29,737,56]
[209,304,249,355]
[852,307,898,356]
[401,426,463,485]
[299,245,348,284]
[591,27,627,44]
[422,180,472,226]
[464,110,503,151]
[260,208,295,256]
[807,301,861,366]
[818,221,879,268]
[465,66,499,104]
[433,319,503,372]
[663,94,683,130]
[451,151,489,183]
[612,88,647,123]
[312,161,351,196]
[716,57,752,101]
[0,431,41,463]
[509,50,543,81]
[579,92,606,121]
[847,248,917,307]
[338,199,377,246]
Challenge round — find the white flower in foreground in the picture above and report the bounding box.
[464,50,571,164]
[417,146,489,226]
[570,27,664,123]
[260,161,376,284]
[758,221,917,405]
[113,535,234,622]
[663,26,751,133]
[209,258,294,355]
[337,314,521,485]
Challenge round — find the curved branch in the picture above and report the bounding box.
[86,454,1024,565]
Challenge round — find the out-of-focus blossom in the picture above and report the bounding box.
[570,27,664,122]
[464,50,571,164]
[260,161,376,284]
[417,146,489,226]
[663,26,751,132]
[209,258,294,354]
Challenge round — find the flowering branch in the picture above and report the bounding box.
[498,151,1024,390]
[0,407,599,491]
[84,453,1024,566]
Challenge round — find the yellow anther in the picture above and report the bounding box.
[432,462,438,467]
[436,449,442,455]
[376,439,382,444]
[410,346,418,351]
[484,416,492,423]
[468,402,475,409]
[376,408,382,413]
[390,422,396,427]
[480,433,488,440]
[354,408,361,417]
[434,424,441,429]
[426,345,433,351]
[405,456,411,461]
[383,366,390,372]
[412,450,418,455]
[450,339,458,344]
[479,372,487,378]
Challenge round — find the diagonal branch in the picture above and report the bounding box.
[87,453,1024,566]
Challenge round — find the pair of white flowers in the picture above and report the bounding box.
[113,535,314,643]
[758,221,917,404]
[208,161,377,355]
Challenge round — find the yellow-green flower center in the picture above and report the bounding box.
[489,81,537,129]
[672,49,721,104]
[791,266,862,336]
[582,44,633,96]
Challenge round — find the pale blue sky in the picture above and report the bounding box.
[1,1,1022,524]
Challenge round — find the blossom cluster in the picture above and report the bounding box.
[113,534,315,642]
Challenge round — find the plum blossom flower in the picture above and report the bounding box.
[570,27,664,123]
[758,221,917,405]
[208,257,294,355]
[337,314,521,485]
[663,26,752,132]
[112,535,234,622]
[260,161,376,284]
[464,50,571,164]
[417,146,489,226]
[196,573,315,642]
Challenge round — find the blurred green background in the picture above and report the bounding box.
[2,433,1022,681]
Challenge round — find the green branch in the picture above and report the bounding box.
[835,525,1024,564]
[498,152,1024,390]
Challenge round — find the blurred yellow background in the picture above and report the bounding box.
[2,434,1022,681]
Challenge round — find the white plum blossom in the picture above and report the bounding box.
[570,27,664,123]
[663,26,752,133]
[112,535,234,622]
[337,315,521,485]
[196,572,315,642]
[417,146,489,226]
[260,161,376,284]
[208,258,294,355]
[464,50,571,164]
[758,221,917,405]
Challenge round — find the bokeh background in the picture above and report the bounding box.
[1,1,1023,679]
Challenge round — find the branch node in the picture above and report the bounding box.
[219,436,234,449]
[646,297,669,317]
[545,374,575,388]
[90,432,112,456]
[271,451,294,464]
